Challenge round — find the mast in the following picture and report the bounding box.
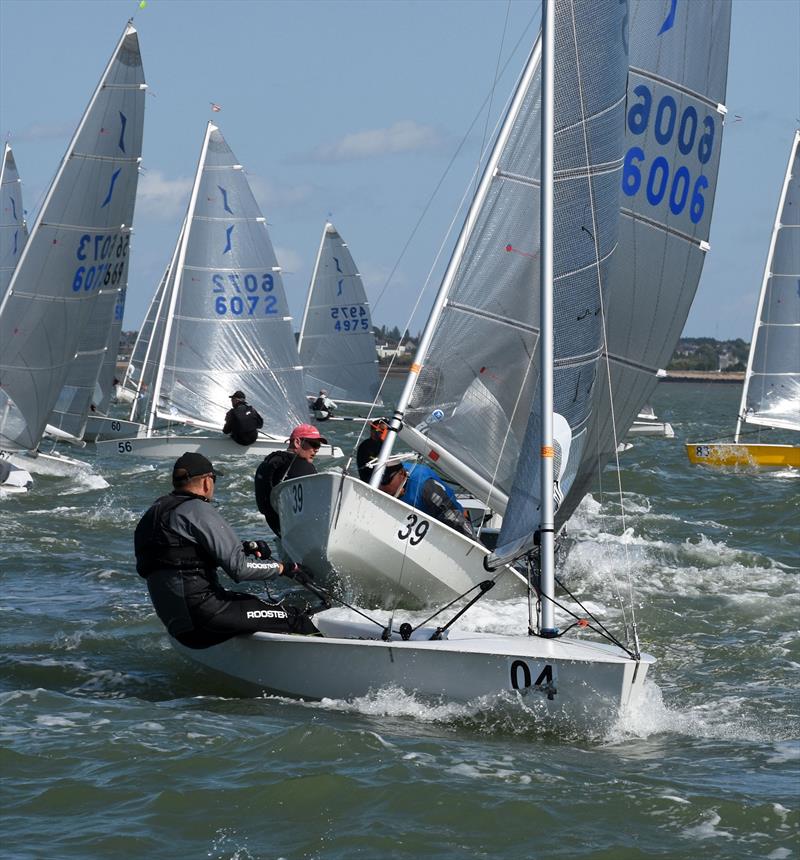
[369,38,543,489]
[297,222,329,354]
[538,0,556,636]
[147,123,215,435]
[735,130,800,442]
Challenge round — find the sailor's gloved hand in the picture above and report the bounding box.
[242,540,272,559]
[282,562,314,585]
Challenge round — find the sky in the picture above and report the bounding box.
[1,0,798,342]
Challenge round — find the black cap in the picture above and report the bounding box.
[172,451,224,484]
[230,390,245,400]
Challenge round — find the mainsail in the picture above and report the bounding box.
[737,130,800,436]
[0,23,145,452]
[145,123,307,436]
[297,222,381,406]
[559,0,731,522]
[0,143,27,300]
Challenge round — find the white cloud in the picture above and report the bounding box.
[312,120,442,162]
[12,121,74,142]
[246,173,315,209]
[274,245,304,275]
[135,169,192,220]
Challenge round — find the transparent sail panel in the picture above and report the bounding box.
[744,134,800,433]
[299,223,381,404]
[0,26,145,451]
[156,127,307,435]
[0,144,27,301]
[559,0,731,527]
[96,285,127,413]
[494,0,630,559]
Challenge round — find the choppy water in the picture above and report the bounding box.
[1,382,797,859]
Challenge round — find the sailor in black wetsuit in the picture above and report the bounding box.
[223,390,263,446]
[135,452,316,649]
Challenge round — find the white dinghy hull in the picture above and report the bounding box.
[6,448,98,480]
[275,473,525,607]
[95,434,343,460]
[171,616,654,729]
[83,414,148,443]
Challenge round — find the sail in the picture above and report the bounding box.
[0,144,27,301]
[739,130,800,434]
[554,0,731,526]
[96,285,127,414]
[48,272,128,437]
[128,258,173,423]
[149,123,307,435]
[485,0,630,562]
[298,222,381,405]
[0,24,145,452]
[407,0,628,505]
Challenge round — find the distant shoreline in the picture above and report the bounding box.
[662,371,743,383]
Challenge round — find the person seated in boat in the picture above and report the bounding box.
[356,419,388,482]
[223,390,263,446]
[378,461,475,539]
[311,389,337,419]
[254,424,327,538]
[135,452,318,649]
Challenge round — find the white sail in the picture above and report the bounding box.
[0,143,27,301]
[737,130,800,436]
[298,222,381,406]
[562,0,731,515]
[146,123,307,436]
[0,24,145,452]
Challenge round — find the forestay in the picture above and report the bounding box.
[0,24,145,452]
[146,123,307,436]
[737,130,800,436]
[0,143,27,300]
[298,222,381,406]
[561,0,731,524]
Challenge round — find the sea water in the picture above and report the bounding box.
[1,382,797,859]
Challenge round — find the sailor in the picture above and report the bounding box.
[254,424,326,538]
[378,461,475,539]
[135,451,317,648]
[223,390,264,446]
[356,419,388,482]
[311,389,337,420]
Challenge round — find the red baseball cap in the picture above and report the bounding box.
[288,423,328,444]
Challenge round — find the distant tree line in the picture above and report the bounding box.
[118,330,749,373]
[667,337,749,372]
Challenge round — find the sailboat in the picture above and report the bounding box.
[628,404,674,438]
[0,143,28,300]
[0,22,146,481]
[297,221,381,417]
[96,123,342,460]
[271,0,731,605]
[687,130,800,468]
[168,0,705,724]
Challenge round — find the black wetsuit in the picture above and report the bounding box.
[254,451,316,536]
[223,402,263,445]
[134,490,306,648]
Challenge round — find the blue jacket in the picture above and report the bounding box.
[402,462,464,517]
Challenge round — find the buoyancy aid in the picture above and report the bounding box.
[134,492,215,579]
[402,463,464,517]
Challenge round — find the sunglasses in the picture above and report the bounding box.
[301,439,322,450]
